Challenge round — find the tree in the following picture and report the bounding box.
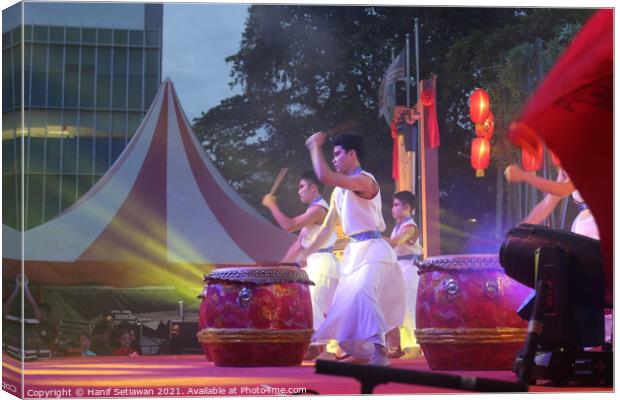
[192,6,593,252]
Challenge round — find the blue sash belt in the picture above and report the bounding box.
[573,199,589,212]
[397,254,418,261]
[349,230,382,242]
[316,247,334,254]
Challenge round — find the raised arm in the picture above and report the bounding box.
[262,195,327,232]
[305,132,377,198]
[505,164,574,197]
[522,193,563,225]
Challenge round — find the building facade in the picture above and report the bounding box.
[2,2,163,230]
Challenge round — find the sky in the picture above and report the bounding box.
[162,3,249,122]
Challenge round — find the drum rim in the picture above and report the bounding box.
[417,254,502,272]
[204,266,313,285]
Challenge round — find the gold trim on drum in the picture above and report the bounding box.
[414,327,527,344]
[197,328,314,344]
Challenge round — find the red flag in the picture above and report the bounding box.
[508,10,612,303]
[421,76,440,148]
[390,120,399,181]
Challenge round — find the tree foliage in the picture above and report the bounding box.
[192,6,593,251]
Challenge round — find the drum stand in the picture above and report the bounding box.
[513,281,613,386]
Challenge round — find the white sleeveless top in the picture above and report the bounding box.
[332,170,386,236]
[559,169,600,240]
[300,198,337,249]
[390,216,423,256]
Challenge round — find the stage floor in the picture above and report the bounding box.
[2,353,613,398]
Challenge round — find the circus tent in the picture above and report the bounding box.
[2,79,296,296]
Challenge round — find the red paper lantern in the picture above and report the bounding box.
[469,89,490,124]
[471,137,490,177]
[521,145,543,172]
[475,111,494,140]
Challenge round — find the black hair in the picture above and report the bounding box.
[332,133,364,161]
[300,170,324,193]
[394,191,417,212]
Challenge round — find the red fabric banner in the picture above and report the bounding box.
[421,76,440,148]
[508,10,612,303]
[391,120,399,181]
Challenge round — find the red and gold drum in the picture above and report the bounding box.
[197,286,212,361]
[415,254,531,370]
[197,266,313,367]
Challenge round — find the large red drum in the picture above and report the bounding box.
[415,254,531,370]
[197,266,313,367]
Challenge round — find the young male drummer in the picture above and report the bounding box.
[262,171,339,358]
[298,131,406,366]
[384,191,424,358]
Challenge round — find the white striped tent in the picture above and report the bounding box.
[3,79,296,291]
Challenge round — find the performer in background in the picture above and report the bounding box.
[384,191,424,359]
[262,171,339,359]
[298,131,406,366]
[505,158,610,342]
[504,161,599,240]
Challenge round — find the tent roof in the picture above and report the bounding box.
[3,79,295,288]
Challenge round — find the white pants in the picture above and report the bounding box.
[313,239,406,359]
[305,252,339,330]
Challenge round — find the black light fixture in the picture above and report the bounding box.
[499,224,611,386]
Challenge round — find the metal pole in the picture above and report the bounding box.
[406,34,411,107]
[415,18,420,102]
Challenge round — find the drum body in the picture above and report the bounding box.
[415,254,531,370]
[197,266,313,367]
[197,287,212,361]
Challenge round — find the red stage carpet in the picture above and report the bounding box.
[2,353,611,398]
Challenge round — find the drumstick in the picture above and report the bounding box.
[268,168,288,195]
[324,121,358,137]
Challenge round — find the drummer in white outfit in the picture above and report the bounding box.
[384,191,424,358]
[504,163,599,239]
[298,132,406,366]
[262,171,339,357]
[505,160,608,341]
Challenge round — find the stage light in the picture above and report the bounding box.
[499,223,611,386]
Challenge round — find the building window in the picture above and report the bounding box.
[48,45,63,107]
[128,48,143,109]
[66,27,80,43]
[112,47,128,109]
[31,43,47,107]
[64,45,79,108]
[46,137,61,173]
[145,30,159,46]
[44,174,61,222]
[97,28,112,45]
[96,47,112,108]
[129,30,143,46]
[49,26,64,43]
[82,28,96,45]
[113,29,128,46]
[26,174,44,229]
[3,47,13,110]
[33,25,48,42]
[60,175,77,211]
[80,46,96,108]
